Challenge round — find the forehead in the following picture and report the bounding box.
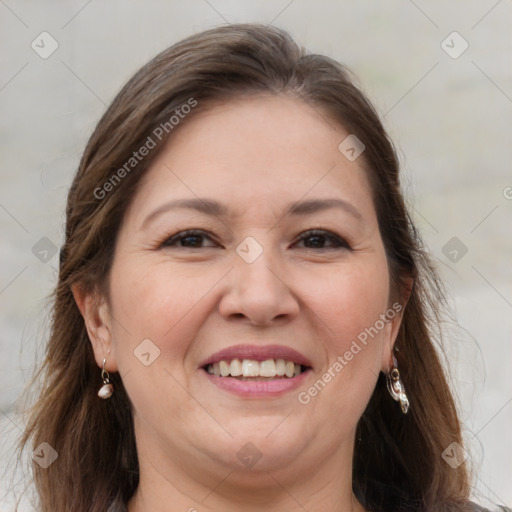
[127,94,376,226]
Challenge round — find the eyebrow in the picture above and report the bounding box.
[141,197,362,228]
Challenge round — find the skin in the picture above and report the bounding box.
[74,95,409,512]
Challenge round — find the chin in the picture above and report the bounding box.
[208,420,305,471]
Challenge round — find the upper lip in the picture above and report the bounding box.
[198,344,313,369]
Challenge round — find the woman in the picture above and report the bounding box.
[20,24,508,512]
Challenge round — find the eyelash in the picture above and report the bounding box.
[159,229,351,251]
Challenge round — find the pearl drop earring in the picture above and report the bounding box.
[97,358,114,399]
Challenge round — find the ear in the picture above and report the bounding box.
[381,276,414,372]
[72,284,118,372]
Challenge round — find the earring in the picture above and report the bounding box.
[97,358,114,399]
[387,355,409,414]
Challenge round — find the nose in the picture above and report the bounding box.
[218,246,299,326]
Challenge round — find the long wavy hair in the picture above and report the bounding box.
[20,24,471,511]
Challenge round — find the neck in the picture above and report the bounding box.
[127,436,366,512]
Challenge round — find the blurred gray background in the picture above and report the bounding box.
[1,1,511,510]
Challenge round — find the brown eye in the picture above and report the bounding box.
[161,230,218,248]
[294,230,350,250]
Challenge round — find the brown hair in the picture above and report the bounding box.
[20,24,471,511]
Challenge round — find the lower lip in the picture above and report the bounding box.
[201,369,311,398]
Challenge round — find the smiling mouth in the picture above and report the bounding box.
[203,358,310,380]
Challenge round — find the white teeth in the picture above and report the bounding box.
[230,359,242,377]
[275,359,286,376]
[219,360,230,377]
[259,359,276,377]
[242,359,260,377]
[285,361,295,378]
[205,358,306,378]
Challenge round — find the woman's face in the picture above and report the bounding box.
[85,95,404,490]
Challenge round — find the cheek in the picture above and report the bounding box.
[106,261,223,428]
[297,255,391,415]
[308,255,390,349]
[107,259,230,367]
